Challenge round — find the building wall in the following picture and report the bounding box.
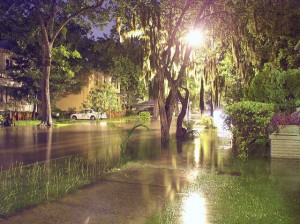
[55,70,120,111]
[0,48,15,107]
[0,48,14,72]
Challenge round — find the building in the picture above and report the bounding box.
[0,44,34,118]
[55,70,120,112]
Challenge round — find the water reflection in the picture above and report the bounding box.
[182,192,207,224]
[1,122,299,219]
[0,124,121,169]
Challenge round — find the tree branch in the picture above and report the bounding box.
[48,0,58,41]
[52,0,106,43]
[35,4,49,48]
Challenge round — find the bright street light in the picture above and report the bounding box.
[186,30,205,47]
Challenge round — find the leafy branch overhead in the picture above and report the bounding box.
[82,83,121,114]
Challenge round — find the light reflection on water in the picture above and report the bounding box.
[182,192,207,224]
[0,121,299,220]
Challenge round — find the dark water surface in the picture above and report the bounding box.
[0,121,299,221]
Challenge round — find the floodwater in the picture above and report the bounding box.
[0,120,300,222]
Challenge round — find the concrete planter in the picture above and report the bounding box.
[278,125,300,135]
[270,125,300,159]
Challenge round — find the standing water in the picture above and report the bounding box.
[0,121,299,222]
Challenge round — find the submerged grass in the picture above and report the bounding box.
[147,173,297,224]
[14,120,40,126]
[0,122,146,218]
[0,155,129,218]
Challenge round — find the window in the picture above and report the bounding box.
[5,59,10,70]
[94,73,99,85]
[5,59,13,70]
[0,89,3,102]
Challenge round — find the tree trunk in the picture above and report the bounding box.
[157,69,171,142]
[210,87,214,117]
[199,77,204,114]
[158,87,169,141]
[31,93,38,120]
[39,47,53,126]
[176,88,189,138]
[152,77,159,120]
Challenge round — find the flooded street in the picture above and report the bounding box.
[1,121,300,223]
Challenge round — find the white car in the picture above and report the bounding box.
[70,109,107,120]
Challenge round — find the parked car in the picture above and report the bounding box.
[137,107,154,115]
[70,109,107,120]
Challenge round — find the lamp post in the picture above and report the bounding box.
[186,29,205,47]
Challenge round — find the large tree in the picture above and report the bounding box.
[118,0,226,140]
[1,0,110,126]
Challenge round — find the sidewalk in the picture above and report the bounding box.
[1,163,193,224]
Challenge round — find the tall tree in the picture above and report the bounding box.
[117,0,226,141]
[1,0,110,126]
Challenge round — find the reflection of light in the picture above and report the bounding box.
[186,30,205,46]
[186,170,199,182]
[213,109,231,138]
[182,192,207,224]
[213,109,223,129]
[99,121,107,127]
[194,138,201,166]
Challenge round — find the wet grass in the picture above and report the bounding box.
[12,115,141,127]
[14,120,40,126]
[0,155,129,218]
[14,120,74,127]
[0,122,146,218]
[147,173,297,224]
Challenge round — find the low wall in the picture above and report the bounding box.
[270,134,300,159]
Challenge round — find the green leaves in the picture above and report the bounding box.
[83,83,121,114]
[224,101,275,157]
[247,65,300,111]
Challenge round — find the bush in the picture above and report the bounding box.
[199,115,214,128]
[181,120,200,139]
[224,101,275,157]
[270,112,300,133]
[139,111,151,121]
[0,115,4,125]
[247,66,300,113]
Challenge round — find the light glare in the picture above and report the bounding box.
[182,192,207,224]
[186,30,205,46]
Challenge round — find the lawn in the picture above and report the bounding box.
[147,173,297,224]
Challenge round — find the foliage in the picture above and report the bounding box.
[181,120,200,139]
[110,55,146,103]
[183,120,196,132]
[212,0,300,108]
[0,0,110,125]
[50,46,83,102]
[199,115,214,128]
[117,0,224,140]
[0,115,4,125]
[219,53,245,104]
[82,83,121,114]
[139,112,151,122]
[120,123,150,157]
[270,112,300,134]
[224,101,275,157]
[247,65,300,112]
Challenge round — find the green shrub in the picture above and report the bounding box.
[199,115,214,128]
[182,120,200,139]
[224,101,275,157]
[0,115,4,125]
[139,111,151,121]
[247,66,300,112]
